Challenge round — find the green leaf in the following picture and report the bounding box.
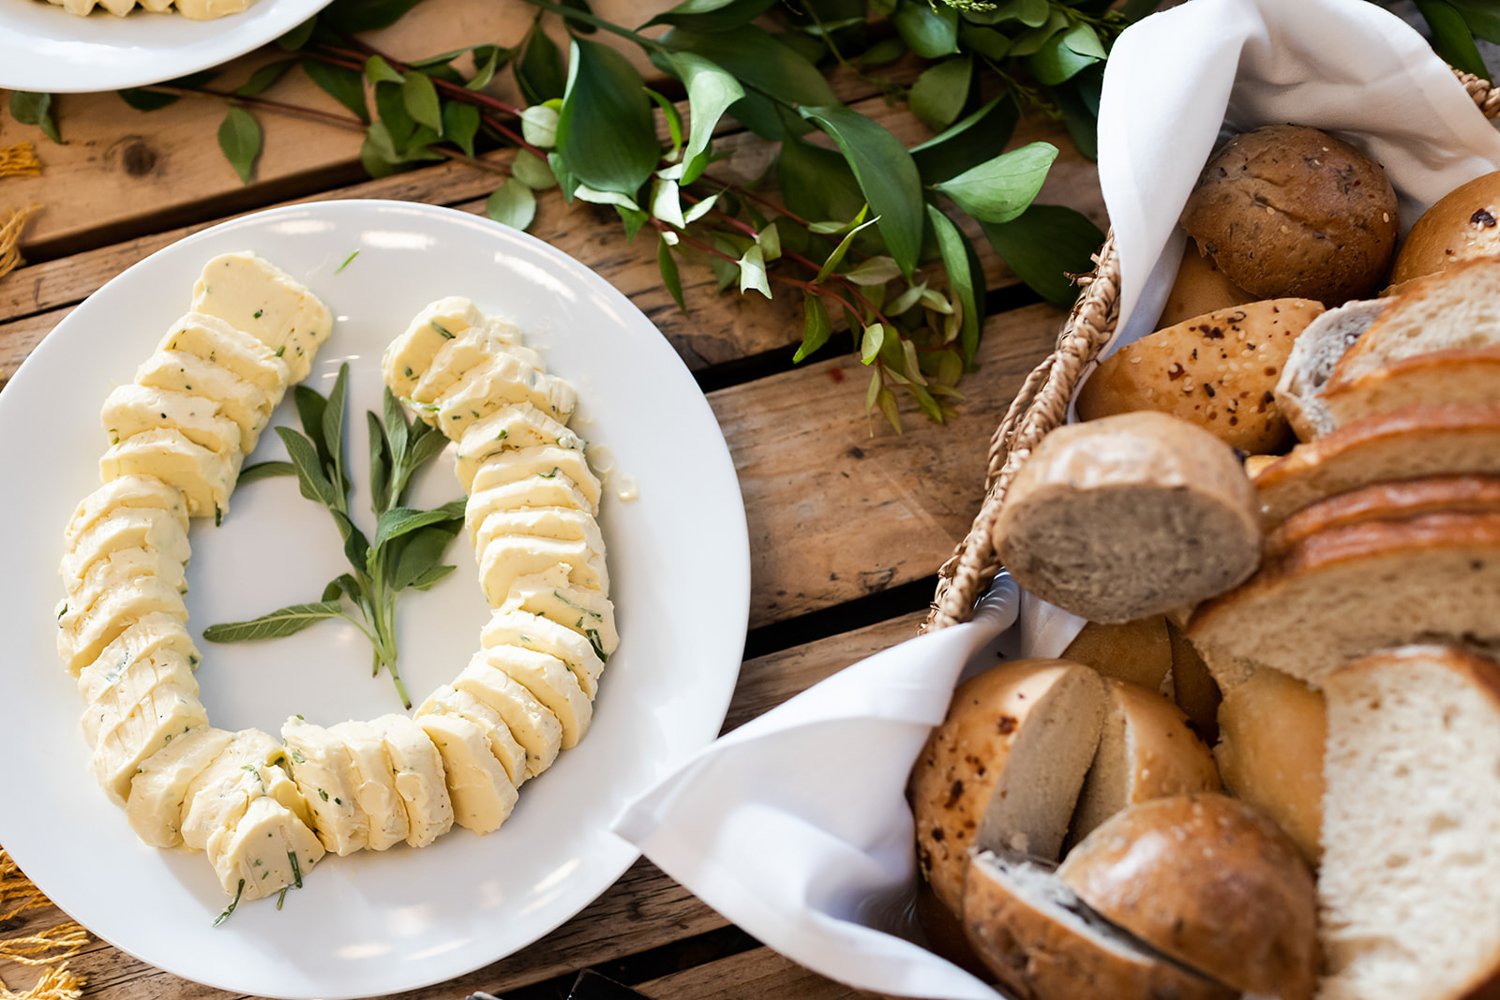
[512,149,557,189]
[799,104,926,279]
[407,564,458,590]
[661,26,837,107]
[276,427,337,509]
[557,39,660,197]
[737,244,771,298]
[844,256,901,286]
[202,602,344,643]
[958,25,1011,60]
[644,88,685,157]
[646,0,777,33]
[777,134,864,227]
[521,103,560,148]
[815,214,879,281]
[910,96,1020,184]
[858,37,908,67]
[382,389,410,469]
[238,461,296,486]
[666,53,744,185]
[934,141,1057,224]
[390,524,463,590]
[517,19,568,104]
[658,236,687,309]
[1447,0,1500,42]
[304,61,369,123]
[793,293,831,363]
[891,1,958,58]
[374,500,467,550]
[650,177,685,226]
[330,509,371,574]
[487,178,537,230]
[402,72,444,134]
[218,107,262,184]
[236,59,297,98]
[322,574,359,603]
[367,411,391,515]
[982,204,1103,307]
[322,363,351,495]
[1027,24,1103,86]
[444,102,480,157]
[365,55,405,86]
[1416,0,1490,79]
[860,323,885,364]
[277,17,317,51]
[118,89,180,112]
[468,45,509,90]
[293,385,328,455]
[909,56,971,132]
[1006,10,1066,58]
[406,420,450,471]
[616,205,649,239]
[926,204,982,366]
[324,0,429,33]
[11,92,61,144]
[560,0,597,32]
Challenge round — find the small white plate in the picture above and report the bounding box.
[0,200,750,998]
[0,0,330,94]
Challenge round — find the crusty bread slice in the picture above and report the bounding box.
[1272,299,1385,441]
[1187,512,1500,687]
[1060,617,1172,691]
[911,661,1106,914]
[1324,347,1500,429]
[1069,680,1220,845]
[1253,403,1500,527]
[1319,646,1500,1000]
[1266,475,1500,558]
[962,851,1235,1000]
[996,412,1261,623]
[1166,620,1221,743]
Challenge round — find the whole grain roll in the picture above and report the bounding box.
[994,412,1262,624]
[1181,125,1398,303]
[1058,794,1319,1000]
[1392,168,1500,284]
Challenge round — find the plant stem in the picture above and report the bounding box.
[141,85,366,132]
[524,0,669,52]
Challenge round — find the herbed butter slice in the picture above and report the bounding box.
[469,446,602,509]
[482,644,592,749]
[474,507,605,558]
[434,354,577,434]
[175,0,255,20]
[127,726,233,848]
[416,685,529,788]
[411,332,546,409]
[282,716,369,857]
[103,383,241,463]
[500,565,620,658]
[382,297,488,398]
[478,535,609,609]
[209,796,325,901]
[79,647,198,746]
[465,478,597,539]
[61,505,190,587]
[159,312,291,399]
[180,728,306,852]
[329,719,409,851]
[369,714,453,848]
[58,577,188,675]
[64,475,187,550]
[101,428,241,520]
[65,545,186,617]
[90,686,209,805]
[76,614,199,691]
[135,350,272,453]
[453,404,580,492]
[454,655,563,778]
[191,252,332,383]
[482,609,606,698]
[416,713,517,835]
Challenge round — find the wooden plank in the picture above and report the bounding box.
[637,946,863,999]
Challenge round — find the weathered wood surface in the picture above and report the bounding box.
[638,947,863,999]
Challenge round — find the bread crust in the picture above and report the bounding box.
[1392,168,1500,284]
[1266,475,1500,557]
[1323,347,1500,426]
[1077,299,1323,453]
[1061,617,1173,691]
[1058,794,1319,1000]
[1158,250,1256,329]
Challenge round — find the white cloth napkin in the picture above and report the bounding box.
[612,2,1500,996]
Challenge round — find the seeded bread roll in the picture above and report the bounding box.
[1158,249,1256,329]
[1392,168,1500,284]
[1181,125,1398,303]
[1058,794,1319,1000]
[1060,617,1172,691]
[994,412,1262,623]
[1265,475,1500,558]
[910,661,1107,915]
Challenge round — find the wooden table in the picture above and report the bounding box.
[0,2,1103,995]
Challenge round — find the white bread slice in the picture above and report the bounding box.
[910,660,1107,914]
[1187,512,1500,687]
[1319,646,1500,1000]
[1069,680,1219,844]
[1324,348,1500,429]
[962,851,1235,1000]
[1266,475,1500,558]
[1272,299,1385,441]
[1253,404,1500,527]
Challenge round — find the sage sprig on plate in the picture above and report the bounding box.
[203,364,465,708]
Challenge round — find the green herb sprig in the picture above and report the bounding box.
[202,364,464,708]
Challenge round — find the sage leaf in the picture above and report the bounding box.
[909,56,971,132]
[443,102,480,157]
[487,178,538,231]
[331,509,370,574]
[660,26,836,107]
[390,524,463,591]
[911,96,1019,184]
[406,564,458,591]
[367,410,391,515]
[276,427,337,509]
[558,39,659,197]
[382,389,409,471]
[982,204,1103,307]
[658,237,687,310]
[646,0,777,33]
[402,72,444,134]
[517,19,567,104]
[322,363,350,494]
[218,107,262,184]
[793,293,831,363]
[665,52,743,184]
[737,244,771,298]
[934,141,1058,225]
[374,500,467,550]
[238,461,296,485]
[10,92,61,144]
[891,0,958,58]
[926,204,983,366]
[304,61,369,123]
[405,420,450,472]
[203,601,343,643]
[512,149,557,189]
[293,385,328,459]
[236,59,297,98]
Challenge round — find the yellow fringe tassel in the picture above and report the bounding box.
[0,206,38,283]
[0,851,89,1000]
[0,965,85,1000]
[0,924,88,967]
[0,851,52,924]
[0,144,40,179]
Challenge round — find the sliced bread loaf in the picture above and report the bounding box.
[1060,617,1173,691]
[1272,299,1386,440]
[1253,403,1500,527]
[1266,474,1500,558]
[1319,645,1500,1000]
[1323,347,1500,428]
[1187,511,1500,686]
[995,412,1261,623]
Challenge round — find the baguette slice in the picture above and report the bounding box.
[1319,646,1500,1000]
[962,851,1235,1000]
[1323,347,1500,429]
[1060,618,1172,692]
[910,660,1106,914]
[1266,475,1500,558]
[1272,299,1386,441]
[1253,403,1500,527]
[1187,511,1500,686]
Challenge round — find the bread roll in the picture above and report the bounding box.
[1060,617,1172,691]
[962,851,1235,1000]
[1319,645,1500,1000]
[1392,168,1500,284]
[1265,474,1500,558]
[1181,125,1398,303]
[1273,299,1386,441]
[1167,620,1221,743]
[994,412,1261,623]
[1076,299,1324,453]
[1070,680,1220,844]
[1213,668,1325,863]
[1158,249,1255,329]
[910,661,1107,914]
[1058,794,1319,1000]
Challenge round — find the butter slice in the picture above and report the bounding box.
[454,655,562,778]
[101,428,241,520]
[453,404,580,492]
[473,507,605,559]
[79,646,198,746]
[210,797,325,901]
[478,535,609,609]
[64,475,187,550]
[180,729,306,852]
[329,719,409,851]
[158,312,290,400]
[369,714,453,848]
[282,716,369,857]
[411,333,545,409]
[500,566,620,657]
[127,726,233,848]
[58,577,188,675]
[103,384,241,461]
[76,614,199,689]
[469,446,602,509]
[482,609,606,699]
[90,686,209,805]
[482,644,592,749]
[383,298,524,398]
[65,545,185,617]
[135,350,272,453]
[434,354,577,434]
[465,477,598,535]
[416,713,517,835]
[416,685,529,788]
[61,506,190,587]
[191,252,332,383]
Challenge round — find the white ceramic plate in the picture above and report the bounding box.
[0,200,749,998]
[0,0,330,93]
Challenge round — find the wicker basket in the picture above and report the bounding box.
[924,68,1500,634]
